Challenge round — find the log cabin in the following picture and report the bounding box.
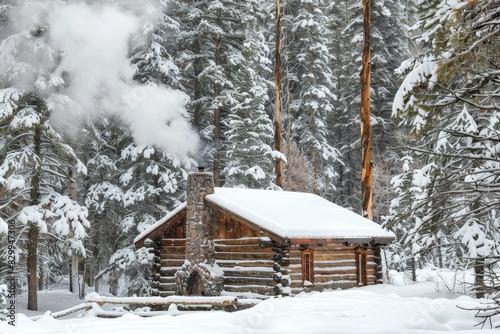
[134,169,394,298]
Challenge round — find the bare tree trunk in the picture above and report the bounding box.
[284,16,292,191]
[360,0,373,220]
[274,0,283,188]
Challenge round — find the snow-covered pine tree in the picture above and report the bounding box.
[284,0,341,197]
[223,0,275,189]
[382,156,419,276]
[324,0,357,208]
[391,0,500,282]
[0,2,89,310]
[172,0,250,186]
[0,93,89,309]
[99,136,190,296]
[78,114,129,293]
[130,0,182,89]
[328,0,413,214]
[368,0,414,222]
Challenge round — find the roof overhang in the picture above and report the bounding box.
[133,202,186,248]
[206,199,289,245]
[288,236,394,246]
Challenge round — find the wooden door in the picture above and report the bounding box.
[355,248,368,286]
[301,249,314,285]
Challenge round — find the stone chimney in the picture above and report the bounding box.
[185,167,215,264]
[176,167,222,296]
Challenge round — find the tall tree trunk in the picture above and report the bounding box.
[80,259,86,299]
[309,105,318,195]
[360,0,373,220]
[213,34,222,186]
[68,169,80,296]
[284,17,292,191]
[274,0,283,188]
[27,123,42,311]
[193,38,202,129]
[411,257,417,282]
[27,226,39,311]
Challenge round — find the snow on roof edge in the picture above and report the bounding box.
[133,202,187,246]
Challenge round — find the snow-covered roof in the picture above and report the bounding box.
[206,188,394,243]
[134,188,394,247]
[134,202,186,246]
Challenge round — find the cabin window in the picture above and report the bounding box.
[355,248,368,286]
[301,249,314,285]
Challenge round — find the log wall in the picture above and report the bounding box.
[214,237,282,297]
[154,240,383,297]
[151,238,187,297]
[286,245,382,294]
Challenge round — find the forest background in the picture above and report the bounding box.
[0,0,498,312]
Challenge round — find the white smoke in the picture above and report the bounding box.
[11,1,198,161]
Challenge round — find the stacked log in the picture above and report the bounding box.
[158,238,186,297]
[214,237,278,297]
[286,245,380,294]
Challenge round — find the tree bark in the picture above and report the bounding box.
[193,38,202,129]
[80,259,86,299]
[474,258,485,299]
[360,0,373,220]
[213,34,222,187]
[284,17,292,191]
[27,122,42,311]
[27,226,39,311]
[274,0,283,188]
[68,169,80,296]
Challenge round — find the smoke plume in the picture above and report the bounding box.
[11,1,198,161]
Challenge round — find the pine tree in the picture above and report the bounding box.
[0,92,89,309]
[223,1,275,189]
[78,115,128,292]
[324,0,358,208]
[390,0,500,277]
[130,0,181,89]
[283,0,341,197]
[172,0,252,185]
[0,2,89,310]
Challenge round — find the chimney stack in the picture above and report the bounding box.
[176,168,222,296]
[186,169,214,265]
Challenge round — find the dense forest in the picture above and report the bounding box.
[0,0,498,313]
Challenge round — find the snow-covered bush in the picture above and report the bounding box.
[106,246,153,297]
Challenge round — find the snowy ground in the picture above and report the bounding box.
[2,269,499,333]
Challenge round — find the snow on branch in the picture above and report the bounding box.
[270,150,287,163]
[393,61,437,117]
[18,194,90,256]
